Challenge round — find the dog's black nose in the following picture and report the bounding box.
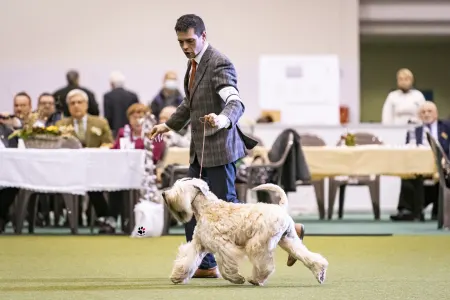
[161,191,166,201]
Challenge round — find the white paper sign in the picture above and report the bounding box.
[259,55,340,125]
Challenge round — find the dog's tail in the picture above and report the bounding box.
[252,183,288,208]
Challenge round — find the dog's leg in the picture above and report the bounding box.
[246,252,275,286]
[278,234,328,284]
[215,252,245,285]
[170,239,206,284]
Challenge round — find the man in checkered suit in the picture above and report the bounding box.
[150,14,258,277]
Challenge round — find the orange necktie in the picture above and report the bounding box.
[189,59,197,92]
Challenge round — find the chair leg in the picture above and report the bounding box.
[327,180,339,220]
[162,200,171,236]
[28,194,39,234]
[368,178,381,220]
[338,185,346,219]
[312,180,325,220]
[61,194,79,234]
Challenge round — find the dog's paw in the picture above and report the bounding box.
[228,276,246,285]
[247,277,264,286]
[310,263,327,284]
[170,277,187,284]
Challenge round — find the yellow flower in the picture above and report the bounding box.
[46,126,59,133]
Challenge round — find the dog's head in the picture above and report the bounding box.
[161,178,210,223]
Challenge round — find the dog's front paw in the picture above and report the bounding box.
[170,276,188,284]
[247,278,264,286]
[228,275,245,285]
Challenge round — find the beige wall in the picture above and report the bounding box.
[360,41,450,122]
[0,0,359,121]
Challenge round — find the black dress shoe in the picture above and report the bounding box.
[390,212,415,221]
[98,224,115,234]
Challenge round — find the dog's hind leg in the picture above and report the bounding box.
[215,250,245,285]
[170,239,206,284]
[278,233,328,284]
[246,251,275,286]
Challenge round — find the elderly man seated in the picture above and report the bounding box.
[56,89,117,233]
[390,101,450,222]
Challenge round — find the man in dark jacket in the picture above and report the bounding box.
[391,101,450,221]
[103,71,139,136]
[149,71,183,122]
[53,70,99,117]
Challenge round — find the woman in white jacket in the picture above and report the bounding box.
[381,68,426,125]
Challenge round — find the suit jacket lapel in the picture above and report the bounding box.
[438,121,445,146]
[184,60,191,98]
[86,115,92,147]
[416,127,423,144]
[189,46,213,102]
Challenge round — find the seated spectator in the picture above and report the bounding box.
[56,89,116,234]
[390,101,450,221]
[0,92,33,129]
[35,93,63,126]
[159,106,190,148]
[149,71,183,122]
[112,103,165,163]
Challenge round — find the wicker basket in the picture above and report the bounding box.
[23,134,63,149]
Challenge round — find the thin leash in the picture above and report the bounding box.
[198,117,207,179]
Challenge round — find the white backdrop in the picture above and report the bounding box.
[0,0,360,121]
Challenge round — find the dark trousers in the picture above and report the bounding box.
[88,192,121,219]
[398,177,439,218]
[186,156,239,270]
[0,188,18,220]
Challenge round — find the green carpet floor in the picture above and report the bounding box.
[1,236,450,299]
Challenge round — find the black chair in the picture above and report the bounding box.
[426,132,450,229]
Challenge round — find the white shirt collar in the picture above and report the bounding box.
[194,41,209,65]
[73,115,88,128]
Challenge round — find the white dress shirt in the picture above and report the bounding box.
[73,115,87,133]
[381,89,426,125]
[422,120,438,145]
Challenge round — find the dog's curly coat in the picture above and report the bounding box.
[162,178,328,286]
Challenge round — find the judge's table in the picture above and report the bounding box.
[162,145,437,179]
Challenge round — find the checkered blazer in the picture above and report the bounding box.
[165,45,258,168]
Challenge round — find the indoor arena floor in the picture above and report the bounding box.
[1,235,450,300]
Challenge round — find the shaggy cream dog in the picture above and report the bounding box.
[162,178,328,286]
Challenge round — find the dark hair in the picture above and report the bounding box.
[175,14,205,36]
[66,70,79,85]
[14,91,31,103]
[38,92,54,103]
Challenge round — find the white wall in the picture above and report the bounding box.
[0,0,360,122]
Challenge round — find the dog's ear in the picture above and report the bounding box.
[191,179,210,195]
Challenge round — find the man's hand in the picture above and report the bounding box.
[203,113,229,129]
[149,124,170,141]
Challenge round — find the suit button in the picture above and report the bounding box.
[192,130,195,134]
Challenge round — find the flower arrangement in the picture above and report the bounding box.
[8,112,73,140]
[340,132,356,146]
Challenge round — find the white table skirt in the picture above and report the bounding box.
[0,148,145,195]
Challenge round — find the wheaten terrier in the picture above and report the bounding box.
[162,178,328,286]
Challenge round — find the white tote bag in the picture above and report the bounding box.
[130,201,164,238]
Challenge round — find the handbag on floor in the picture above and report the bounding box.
[130,201,164,238]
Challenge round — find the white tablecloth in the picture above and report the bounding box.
[0,148,145,195]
